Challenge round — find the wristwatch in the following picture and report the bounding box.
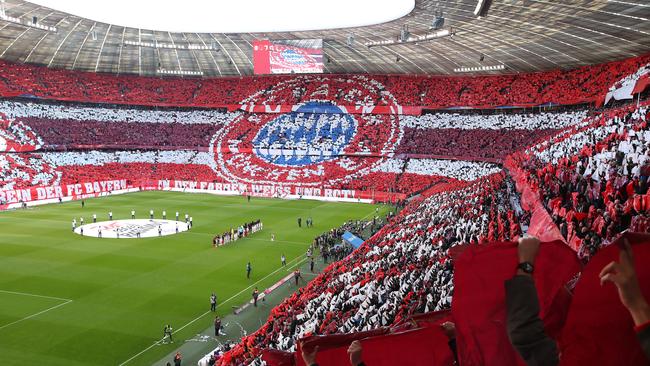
[517,262,534,274]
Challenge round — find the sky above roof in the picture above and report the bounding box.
[27,0,415,33]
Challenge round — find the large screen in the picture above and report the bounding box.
[253,39,324,75]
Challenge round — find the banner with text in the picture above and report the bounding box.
[0,179,129,205]
[156,180,405,203]
[0,178,405,210]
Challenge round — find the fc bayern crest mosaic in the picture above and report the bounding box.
[209,76,404,186]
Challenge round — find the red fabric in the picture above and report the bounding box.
[573,212,588,221]
[559,232,650,366]
[568,234,582,252]
[632,74,650,95]
[262,349,295,366]
[520,185,539,212]
[407,309,453,328]
[452,240,581,366]
[296,328,389,359]
[295,326,454,366]
[634,321,650,334]
[528,202,566,243]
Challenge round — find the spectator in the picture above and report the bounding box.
[506,237,650,365]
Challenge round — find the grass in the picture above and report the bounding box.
[0,191,388,366]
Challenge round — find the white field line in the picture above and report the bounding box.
[0,290,73,331]
[118,254,308,366]
[0,289,72,302]
[361,208,382,220]
[247,238,306,246]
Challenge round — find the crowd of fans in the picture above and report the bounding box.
[314,215,394,263]
[57,162,218,186]
[211,101,650,364]
[0,99,231,124]
[397,109,587,159]
[330,159,503,194]
[0,112,43,150]
[0,98,528,196]
[512,103,650,259]
[2,57,650,365]
[223,110,401,158]
[0,152,57,190]
[0,99,232,149]
[0,151,502,195]
[213,220,263,246]
[0,150,217,187]
[251,112,356,154]
[42,150,212,167]
[1,54,649,108]
[401,109,587,130]
[0,95,608,202]
[214,173,521,364]
[204,103,649,365]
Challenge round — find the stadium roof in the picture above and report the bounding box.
[25,0,416,33]
[0,0,649,77]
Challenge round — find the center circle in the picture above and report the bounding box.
[251,102,358,167]
[74,219,190,239]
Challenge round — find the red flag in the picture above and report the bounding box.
[408,309,453,328]
[452,240,581,366]
[559,232,650,366]
[632,74,650,95]
[528,202,566,243]
[262,349,294,366]
[295,326,454,366]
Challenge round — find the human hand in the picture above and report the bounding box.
[518,236,541,264]
[347,340,363,366]
[301,342,319,366]
[599,239,650,325]
[440,321,456,339]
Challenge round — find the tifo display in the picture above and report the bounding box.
[0,51,649,366]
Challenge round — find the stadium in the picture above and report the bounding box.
[0,0,649,365]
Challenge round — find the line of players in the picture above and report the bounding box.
[71,209,193,236]
[212,220,263,246]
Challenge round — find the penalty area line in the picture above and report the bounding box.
[118,254,308,366]
[0,299,72,331]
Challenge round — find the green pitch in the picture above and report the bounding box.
[0,191,388,366]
